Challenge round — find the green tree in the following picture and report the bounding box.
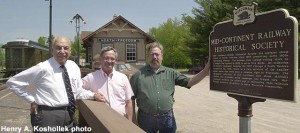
[148,18,192,68]
[37,36,47,46]
[0,44,5,69]
[184,0,236,66]
[71,36,86,61]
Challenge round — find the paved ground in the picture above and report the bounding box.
[173,76,300,133]
[0,86,31,133]
[0,76,299,133]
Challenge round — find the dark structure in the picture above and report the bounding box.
[2,39,49,77]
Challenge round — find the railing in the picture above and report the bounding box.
[76,99,145,133]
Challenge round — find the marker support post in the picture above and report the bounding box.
[228,94,266,133]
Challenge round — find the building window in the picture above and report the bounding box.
[87,47,92,62]
[102,44,113,48]
[126,44,136,62]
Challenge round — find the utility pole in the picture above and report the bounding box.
[70,14,86,65]
[45,0,52,57]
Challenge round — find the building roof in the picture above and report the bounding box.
[2,39,49,51]
[81,15,155,46]
[80,31,93,44]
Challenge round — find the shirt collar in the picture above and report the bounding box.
[145,65,165,73]
[50,57,61,69]
[99,67,116,77]
[50,57,68,69]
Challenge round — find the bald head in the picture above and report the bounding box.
[51,36,72,65]
[52,36,71,48]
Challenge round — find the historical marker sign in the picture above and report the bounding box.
[210,8,298,102]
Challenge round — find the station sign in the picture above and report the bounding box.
[98,38,139,43]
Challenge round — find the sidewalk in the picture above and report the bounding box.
[0,88,31,133]
[173,76,300,133]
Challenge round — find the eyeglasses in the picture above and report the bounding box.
[103,57,116,62]
[150,53,161,57]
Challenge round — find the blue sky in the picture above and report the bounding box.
[0,0,199,44]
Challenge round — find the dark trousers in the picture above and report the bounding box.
[137,109,177,133]
[31,105,74,133]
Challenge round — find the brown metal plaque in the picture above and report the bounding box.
[210,9,298,102]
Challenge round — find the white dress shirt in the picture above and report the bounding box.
[6,57,94,107]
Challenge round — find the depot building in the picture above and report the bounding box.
[81,15,155,69]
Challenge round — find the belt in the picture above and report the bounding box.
[139,109,172,117]
[38,105,68,110]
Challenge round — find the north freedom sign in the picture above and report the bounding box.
[209,8,298,102]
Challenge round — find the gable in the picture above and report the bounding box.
[104,19,138,32]
[82,15,155,44]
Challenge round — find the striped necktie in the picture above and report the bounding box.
[61,65,76,117]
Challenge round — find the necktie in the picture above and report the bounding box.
[61,65,76,117]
